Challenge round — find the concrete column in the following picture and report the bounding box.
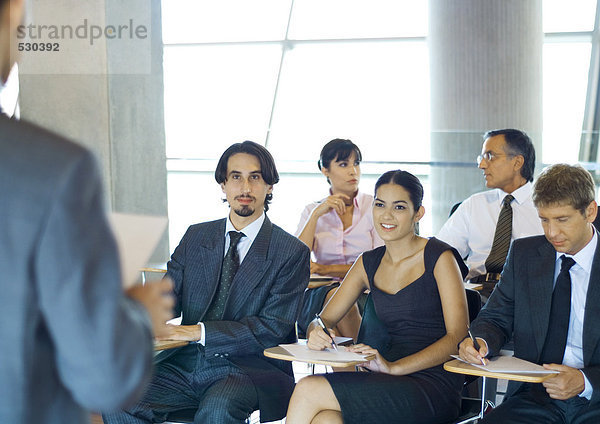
[18,0,168,262]
[429,0,543,231]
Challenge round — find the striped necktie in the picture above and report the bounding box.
[485,194,514,273]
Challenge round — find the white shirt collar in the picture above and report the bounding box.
[498,181,533,205]
[555,226,597,274]
[225,212,265,243]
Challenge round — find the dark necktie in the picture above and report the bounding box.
[485,194,515,273]
[539,255,576,364]
[204,231,245,321]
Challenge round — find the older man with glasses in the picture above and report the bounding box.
[437,129,544,299]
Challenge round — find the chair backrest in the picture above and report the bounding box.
[449,201,462,217]
[356,294,391,353]
[465,288,482,323]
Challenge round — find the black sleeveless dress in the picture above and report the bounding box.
[323,237,467,424]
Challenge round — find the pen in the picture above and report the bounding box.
[315,313,338,351]
[467,325,485,366]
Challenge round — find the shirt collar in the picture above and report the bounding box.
[498,181,533,205]
[225,212,265,244]
[555,227,597,274]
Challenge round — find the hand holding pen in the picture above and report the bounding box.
[314,313,338,351]
[466,325,487,365]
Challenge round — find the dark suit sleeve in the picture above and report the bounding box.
[470,241,517,356]
[203,243,310,357]
[35,150,153,411]
[165,227,188,318]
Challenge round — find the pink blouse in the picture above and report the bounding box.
[295,191,384,266]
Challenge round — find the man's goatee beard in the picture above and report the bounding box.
[234,206,254,217]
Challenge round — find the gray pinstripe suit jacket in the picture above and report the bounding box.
[0,116,154,423]
[160,216,310,421]
[471,234,600,403]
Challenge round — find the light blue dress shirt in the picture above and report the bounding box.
[197,213,266,345]
[555,229,597,399]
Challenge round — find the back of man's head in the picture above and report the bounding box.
[533,163,595,215]
[483,129,536,182]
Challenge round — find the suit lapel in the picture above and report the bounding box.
[526,240,556,357]
[224,216,273,319]
[583,236,600,365]
[187,219,226,324]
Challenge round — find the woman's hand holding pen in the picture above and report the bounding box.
[307,325,337,351]
[458,335,489,366]
[348,344,392,374]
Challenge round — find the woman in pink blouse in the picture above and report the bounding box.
[296,139,383,339]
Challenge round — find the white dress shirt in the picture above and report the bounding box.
[437,182,543,279]
[556,229,597,399]
[197,213,266,345]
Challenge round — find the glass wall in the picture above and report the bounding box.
[162,0,599,250]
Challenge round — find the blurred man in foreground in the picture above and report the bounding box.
[0,0,173,422]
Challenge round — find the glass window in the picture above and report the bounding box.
[267,41,430,163]
[543,0,597,33]
[167,172,230,248]
[288,0,428,39]
[543,42,592,163]
[163,44,282,159]
[162,0,292,44]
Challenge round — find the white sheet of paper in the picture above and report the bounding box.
[109,213,168,288]
[451,355,559,374]
[280,343,368,363]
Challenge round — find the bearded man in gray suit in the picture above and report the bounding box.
[0,0,174,423]
[105,141,311,424]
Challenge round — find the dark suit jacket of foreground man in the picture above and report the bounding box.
[0,116,154,423]
[471,234,600,402]
[157,216,310,422]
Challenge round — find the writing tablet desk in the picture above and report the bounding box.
[264,345,373,368]
[307,275,335,289]
[444,358,556,421]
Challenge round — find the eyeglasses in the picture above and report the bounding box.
[476,152,514,164]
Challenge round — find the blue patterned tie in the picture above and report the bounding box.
[540,255,576,364]
[204,231,245,321]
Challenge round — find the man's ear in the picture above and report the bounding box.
[585,200,597,224]
[220,182,226,193]
[267,185,273,195]
[513,155,524,173]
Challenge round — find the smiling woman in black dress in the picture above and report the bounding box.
[286,170,469,424]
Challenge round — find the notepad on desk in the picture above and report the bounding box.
[451,355,559,374]
[280,343,369,364]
